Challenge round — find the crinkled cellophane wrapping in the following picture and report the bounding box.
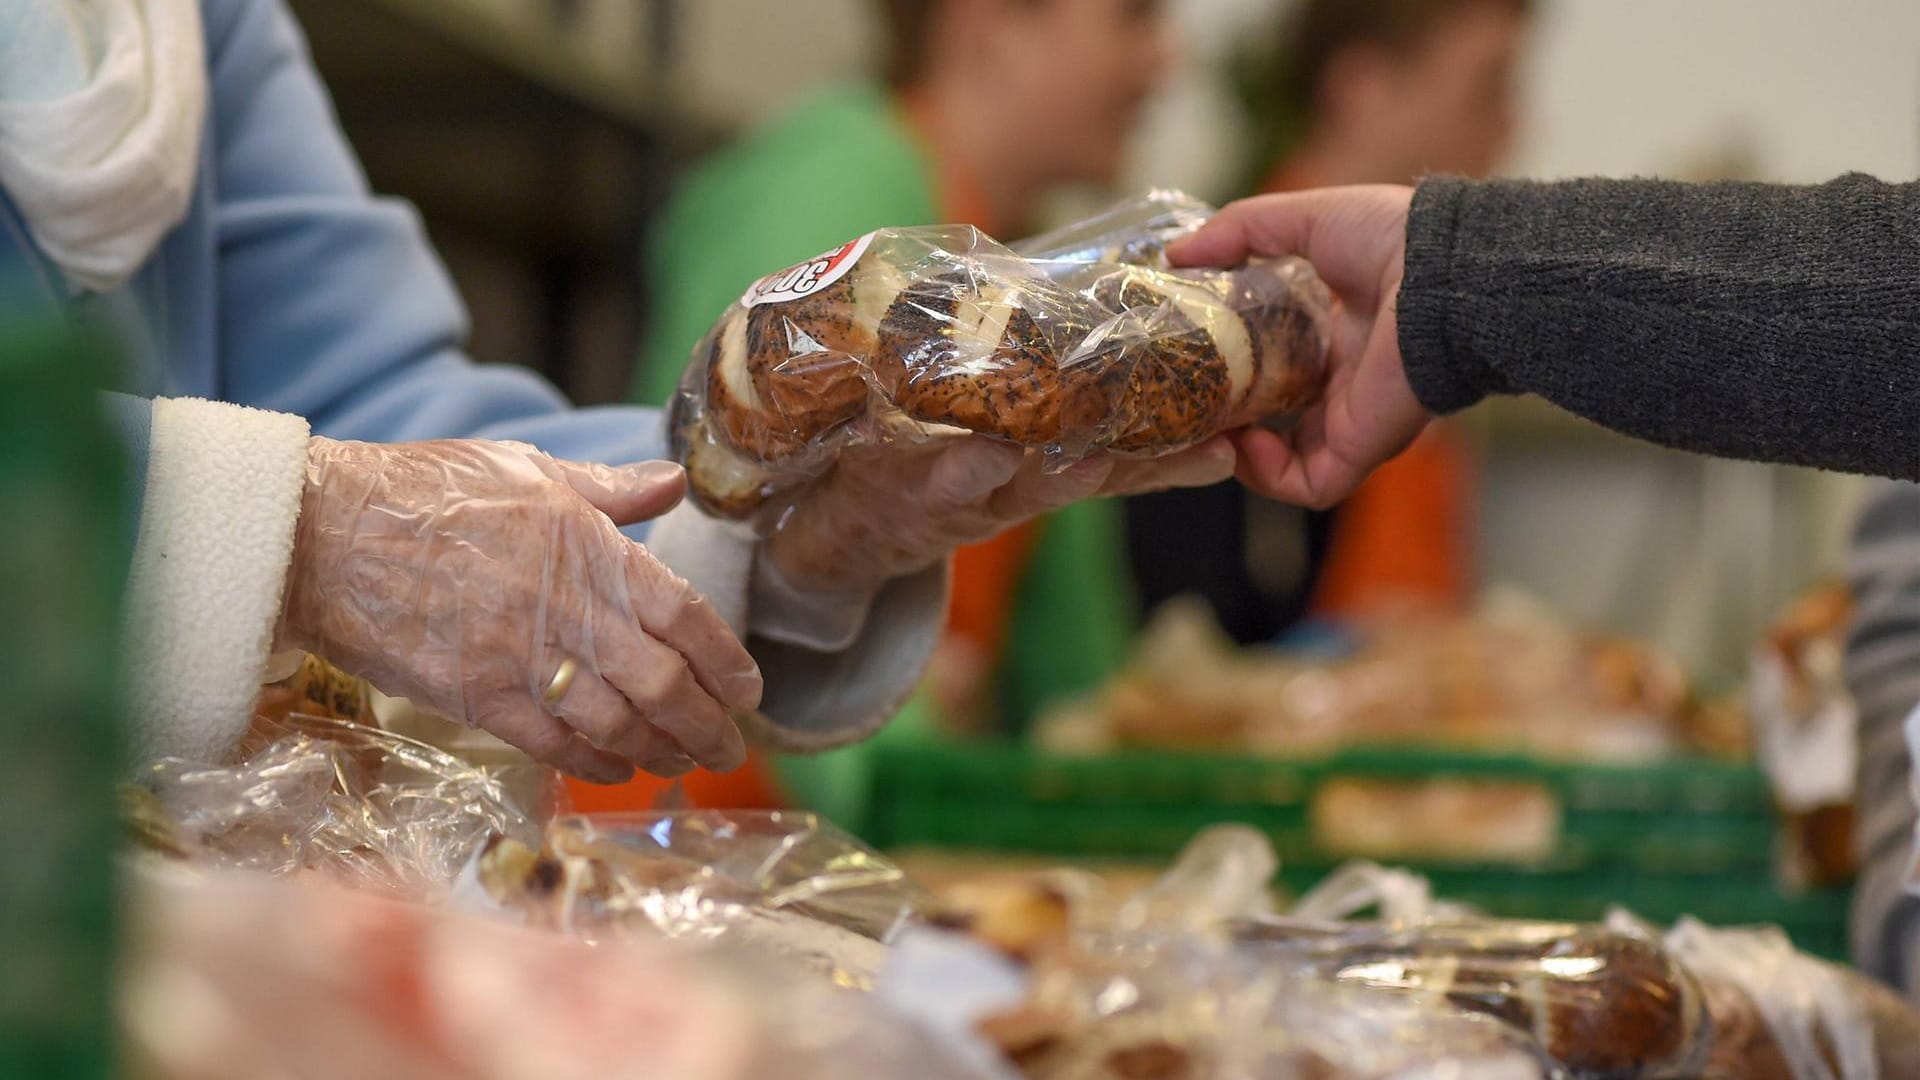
[893,826,1560,1080]
[911,828,1920,1080]
[128,714,549,899]
[122,717,962,1079]
[123,866,996,1080]
[122,722,1920,1080]
[668,191,1330,528]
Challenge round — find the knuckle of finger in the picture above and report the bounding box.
[632,652,692,709]
[514,722,571,761]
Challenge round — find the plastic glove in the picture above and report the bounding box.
[753,435,1236,646]
[276,438,762,783]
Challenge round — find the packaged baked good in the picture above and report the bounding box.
[1660,915,1920,1080]
[123,866,1005,1080]
[668,191,1330,525]
[1239,917,1708,1077]
[1243,911,1920,1080]
[129,715,545,899]
[1750,580,1858,887]
[891,827,1555,1080]
[460,810,923,988]
[1038,588,1699,766]
[251,652,373,728]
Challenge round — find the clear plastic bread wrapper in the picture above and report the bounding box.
[1239,916,1710,1078]
[456,809,924,989]
[883,826,1557,1079]
[1750,580,1859,889]
[125,715,548,900]
[125,716,919,984]
[1285,859,1478,925]
[1037,587,1696,768]
[122,865,1004,1080]
[668,191,1331,526]
[898,824,1920,1079]
[1235,889,1920,1078]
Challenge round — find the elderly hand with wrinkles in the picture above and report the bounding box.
[276,437,761,784]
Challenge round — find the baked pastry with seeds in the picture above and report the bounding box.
[672,224,1329,520]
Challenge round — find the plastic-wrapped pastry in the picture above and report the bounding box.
[890,828,1554,1080]
[670,192,1329,525]
[460,810,922,989]
[123,865,1006,1080]
[129,715,542,899]
[1239,918,1705,1077]
[1240,913,1920,1080]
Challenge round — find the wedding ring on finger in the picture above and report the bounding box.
[541,657,580,709]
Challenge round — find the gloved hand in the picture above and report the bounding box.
[276,438,762,783]
[753,435,1236,645]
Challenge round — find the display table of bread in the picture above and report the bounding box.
[916,829,1920,1080]
[123,713,1917,1080]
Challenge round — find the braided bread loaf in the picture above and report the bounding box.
[669,209,1329,523]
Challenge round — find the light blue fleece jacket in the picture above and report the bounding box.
[0,0,943,762]
[0,0,666,480]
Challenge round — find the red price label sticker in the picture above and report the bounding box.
[740,232,877,308]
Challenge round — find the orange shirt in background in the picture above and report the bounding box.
[1310,426,1474,614]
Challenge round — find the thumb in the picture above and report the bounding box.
[549,458,688,526]
[1167,192,1309,269]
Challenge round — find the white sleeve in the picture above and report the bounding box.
[120,397,310,764]
[645,502,948,753]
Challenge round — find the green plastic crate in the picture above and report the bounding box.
[864,741,1851,959]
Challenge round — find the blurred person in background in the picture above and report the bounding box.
[627,0,1175,819]
[1848,481,1920,998]
[0,0,1227,785]
[1126,0,1532,644]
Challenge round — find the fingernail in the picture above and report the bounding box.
[644,753,695,779]
[726,667,765,712]
[707,725,750,774]
[626,460,685,487]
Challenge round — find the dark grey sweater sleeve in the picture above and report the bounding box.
[1398,174,1920,480]
[1846,480,1920,988]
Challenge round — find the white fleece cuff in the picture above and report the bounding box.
[644,502,950,752]
[745,551,877,652]
[643,502,753,637]
[644,503,892,652]
[121,397,310,764]
[737,560,950,753]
